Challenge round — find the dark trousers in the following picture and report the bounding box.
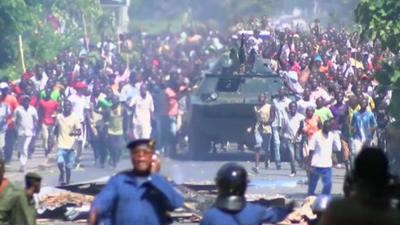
[308,167,332,195]
[4,128,17,163]
[97,133,109,167]
[89,133,104,163]
[107,134,124,168]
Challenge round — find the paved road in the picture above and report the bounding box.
[6,148,346,225]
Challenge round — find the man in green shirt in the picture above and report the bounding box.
[0,159,18,225]
[315,97,333,124]
[104,96,124,168]
[11,172,42,225]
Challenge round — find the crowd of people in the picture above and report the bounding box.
[248,18,393,196]
[0,12,395,225]
[0,16,393,189]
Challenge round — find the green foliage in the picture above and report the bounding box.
[0,0,115,79]
[355,0,400,53]
[355,0,400,126]
[0,0,40,68]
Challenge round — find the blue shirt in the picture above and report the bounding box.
[92,171,184,225]
[351,111,377,142]
[200,203,290,225]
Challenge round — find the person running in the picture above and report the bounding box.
[308,119,341,195]
[38,87,59,159]
[55,100,81,185]
[351,97,377,156]
[67,82,90,167]
[105,96,124,168]
[281,101,304,176]
[0,83,19,164]
[297,88,316,116]
[252,93,274,173]
[13,96,38,172]
[329,91,348,168]
[271,87,291,170]
[315,97,333,124]
[130,84,154,139]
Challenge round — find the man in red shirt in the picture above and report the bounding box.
[0,83,19,164]
[162,81,187,157]
[39,87,59,158]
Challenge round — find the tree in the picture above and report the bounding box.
[0,0,40,68]
[355,0,400,126]
[355,0,400,173]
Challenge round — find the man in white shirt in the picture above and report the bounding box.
[297,88,316,116]
[13,96,38,172]
[308,119,341,195]
[67,84,90,167]
[31,65,48,91]
[119,74,141,138]
[131,84,154,139]
[281,101,304,176]
[271,87,291,170]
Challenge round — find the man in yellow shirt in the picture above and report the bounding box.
[252,93,275,173]
[55,100,81,185]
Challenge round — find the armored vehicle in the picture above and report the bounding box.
[188,71,283,158]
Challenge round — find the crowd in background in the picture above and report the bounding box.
[0,17,393,188]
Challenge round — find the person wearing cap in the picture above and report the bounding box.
[89,139,183,225]
[10,172,42,225]
[0,82,19,164]
[13,95,38,172]
[0,159,19,225]
[67,82,90,168]
[200,163,291,225]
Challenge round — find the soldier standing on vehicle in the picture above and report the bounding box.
[89,139,184,225]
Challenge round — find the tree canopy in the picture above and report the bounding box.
[355,0,400,127]
[0,0,113,79]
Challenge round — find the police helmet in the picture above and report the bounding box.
[214,163,248,211]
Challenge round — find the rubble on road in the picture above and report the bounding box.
[35,179,318,224]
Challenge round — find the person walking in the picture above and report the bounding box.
[13,96,38,172]
[89,139,184,225]
[55,100,81,185]
[308,119,341,195]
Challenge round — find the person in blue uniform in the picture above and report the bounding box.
[88,139,184,225]
[200,162,291,225]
